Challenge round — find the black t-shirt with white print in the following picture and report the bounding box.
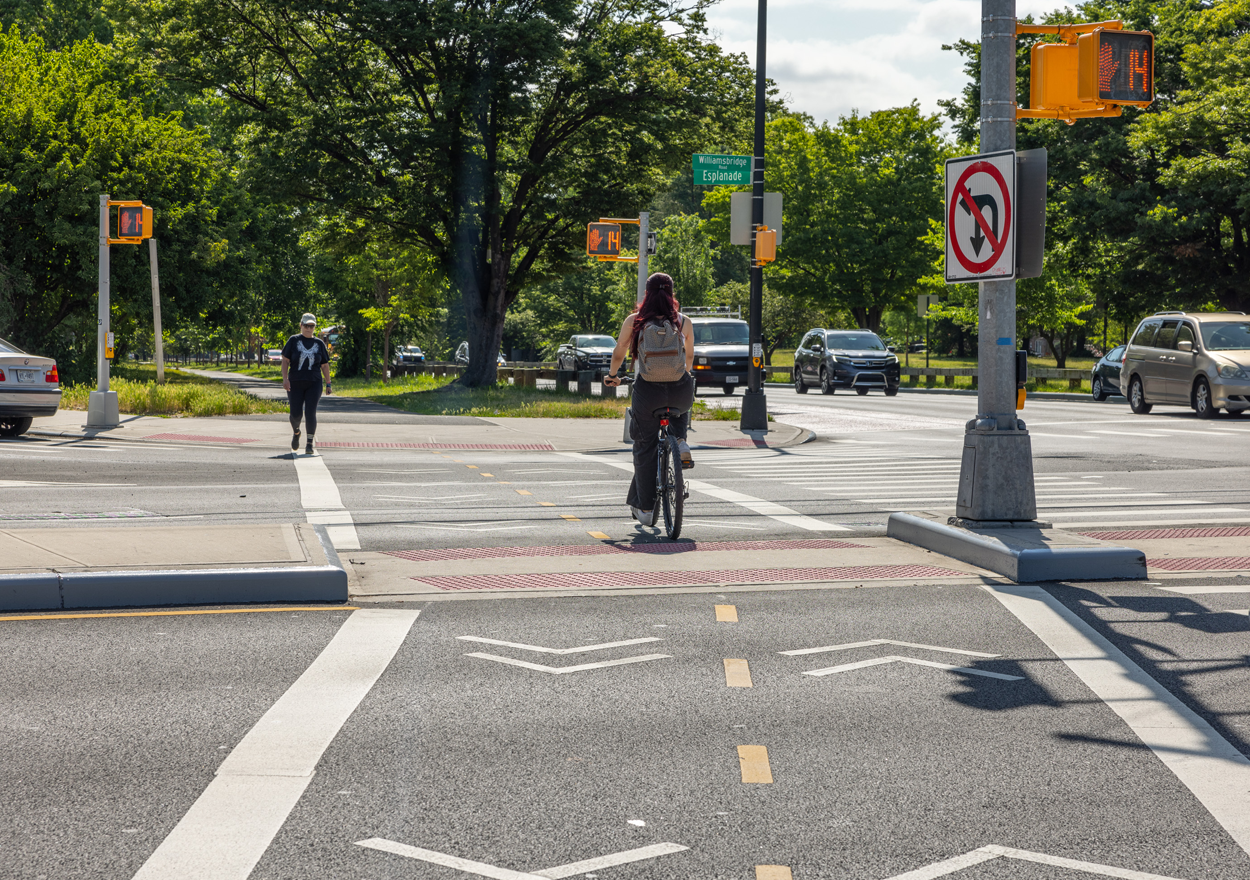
[282,334,330,381]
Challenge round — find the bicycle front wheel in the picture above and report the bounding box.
[659,433,684,540]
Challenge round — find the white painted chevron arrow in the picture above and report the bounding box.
[880,843,1186,880]
[801,655,1022,680]
[780,639,999,658]
[458,635,669,674]
[458,636,662,654]
[356,837,688,879]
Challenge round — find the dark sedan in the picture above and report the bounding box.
[395,345,426,365]
[556,334,616,377]
[794,329,901,396]
[1091,345,1125,401]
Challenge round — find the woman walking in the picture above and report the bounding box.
[604,273,695,525]
[281,313,332,454]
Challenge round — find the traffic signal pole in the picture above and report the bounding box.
[87,193,120,429]
[740,0,769,432]
[954,0,1038,522]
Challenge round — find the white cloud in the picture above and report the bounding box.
[704,0,1061,124]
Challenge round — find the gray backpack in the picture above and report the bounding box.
[637,317,687,382]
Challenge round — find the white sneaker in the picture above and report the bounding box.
[631,505,656,526]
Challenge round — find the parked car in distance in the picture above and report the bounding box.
[1091,345,1126,401]
[0,336,62,436]
[266,348,283,365]
[454,342,506,367]
[1121,311,1250,418]
[557,334,616,377]
[794,329,901,396]
[688,317,751,395]
[395,345,426,365]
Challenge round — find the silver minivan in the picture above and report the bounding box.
[1121,311,1250,418]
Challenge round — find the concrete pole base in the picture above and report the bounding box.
[955,427,1037,521]
[739,389,768,431]
[85,391,120,429]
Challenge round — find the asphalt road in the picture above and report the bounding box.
[2,389,1248,549]
[3,584,1249,879]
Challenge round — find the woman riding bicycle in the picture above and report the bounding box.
[604,273,696,525]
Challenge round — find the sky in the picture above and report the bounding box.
[703,0,1058,126]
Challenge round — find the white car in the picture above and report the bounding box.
[0,336,62,436]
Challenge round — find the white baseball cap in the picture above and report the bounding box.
[300,313,316,326]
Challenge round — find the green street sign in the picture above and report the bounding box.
[692,154,751,186]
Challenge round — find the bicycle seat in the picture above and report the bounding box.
[652,406,684,419]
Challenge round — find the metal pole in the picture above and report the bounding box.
[740,0,768,431]
[98,194,109,393]
[636,211,649,305]
[925,318,930,369]
[149,238,165,384]
[954,0,1037,522]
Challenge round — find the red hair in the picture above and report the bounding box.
[630,273,679,359]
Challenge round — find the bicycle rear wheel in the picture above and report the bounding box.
[659,433,684,539]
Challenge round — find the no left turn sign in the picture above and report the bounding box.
[945,150,1016,283]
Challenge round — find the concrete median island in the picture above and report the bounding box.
[0,522,348,612]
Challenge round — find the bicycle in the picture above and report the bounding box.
[613,377,689,540]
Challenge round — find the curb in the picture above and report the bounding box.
[0,525,349,613]
[886,512,1147,583]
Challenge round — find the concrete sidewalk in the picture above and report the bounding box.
[0,523,348,612]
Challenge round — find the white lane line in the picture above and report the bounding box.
[293,454,360,550]
[1161,585,1250,595]
[883,844,1188,880]
[559,452,851,532]
[780,639,998,658]
[985,584,1250,856]
[131,609,420,880]
[457,636,662,655]
[464,652,671,674]
[801,656,1023,680]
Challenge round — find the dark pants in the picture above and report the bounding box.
[288,379,323,435]
[626,373,695,510]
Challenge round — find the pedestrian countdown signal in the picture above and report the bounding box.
[108,201,153,244]
[1079,29,1152,105]
[586,222,621,258]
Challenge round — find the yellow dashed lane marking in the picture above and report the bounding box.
[724,659,753,688]
[560,514,580,521]
[756,867,793,880]
[0,606,358,622]
[466,465,478,469]
[497,481,511,485]
[738,745,773,784]
[715,604,738,622]
[516,490,532,496]
[539,502,556,507]
[480,473,494,477]
[587,531,610,540]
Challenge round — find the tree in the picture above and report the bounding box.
[133,0,756,386]
[0,27,308,381]
[649,213,714,307]
[706,280,834,364]
[704,106,948,334]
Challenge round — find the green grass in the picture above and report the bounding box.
[333,374,748,419]
[209,364,285,379]
[62,365,288,416]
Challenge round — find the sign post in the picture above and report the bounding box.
[951,0,1038,523]
[740,0,770,432]
[149,238,166,385]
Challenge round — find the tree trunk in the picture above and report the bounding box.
[382,324,392,384]
[366,332,372,380]
[850,307,884,334]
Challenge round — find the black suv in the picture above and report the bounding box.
[556,334,616,377]
[688,317,751,395]
[794,329,900,396]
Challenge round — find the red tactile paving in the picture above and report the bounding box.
[317,442,554,450]
[141,433,257,444]
[413,564,964,591]
[1080,526,1250,540]
[384,539,867,563]
[1149,557,1250,572]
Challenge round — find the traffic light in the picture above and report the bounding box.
[586,222,622,258]
[1018,22,1153,123]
